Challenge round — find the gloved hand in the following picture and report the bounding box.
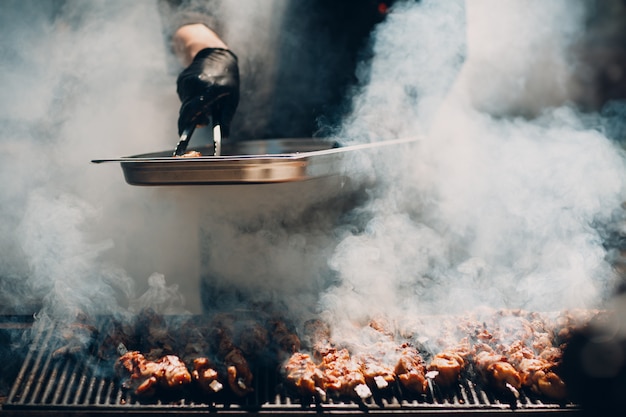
[176,48,240,137]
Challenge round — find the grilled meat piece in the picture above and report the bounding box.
[115,351,192,397]
[209,319,255,397]
[269,319,301,358]
[394,344,428,395]
[288,319,372,399]
[51,312,98,358]
[224,346,254,397]
[160,354,193,389]
[319,348,372,399]
[426,337,471,388]
[303,319,333,359]
[427,351,466,387]
[236,320,270,358]
[191,357,223,394]
[473,344,522,393]
[97,318,137,361]
[358,352,397,390]
[283,352,326,398]
[176,317,227,395]
[134,309,177,358]
[116,351,161,397]
[507,340,567,400]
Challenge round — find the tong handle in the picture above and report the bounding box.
[173,125,196,157]
[211,116,222,156]
[173,115,223,157]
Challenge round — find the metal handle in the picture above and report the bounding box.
[173,115,222,157]
[212,117,222,157]
[173,125,196,157]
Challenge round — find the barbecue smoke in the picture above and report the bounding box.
[0,0,625,369]
[321,0,626,336]
[0,0,198,321]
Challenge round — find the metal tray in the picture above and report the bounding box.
[91,137,418,186]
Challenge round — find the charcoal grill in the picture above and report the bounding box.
[2,321,583,416]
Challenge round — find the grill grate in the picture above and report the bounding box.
[4,324,583,415]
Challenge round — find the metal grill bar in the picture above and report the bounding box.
[5,326,584,416]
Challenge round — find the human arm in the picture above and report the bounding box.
[158,0,240,137]
[173,23,239,137]
[172,23,227,67]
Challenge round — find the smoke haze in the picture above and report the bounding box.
[323,0,626,338]
[0,0,625,350]
[0,0,199,317]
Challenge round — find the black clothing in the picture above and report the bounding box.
[160,0,395,141]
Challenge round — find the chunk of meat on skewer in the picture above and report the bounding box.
[358,353,397,390]
[427,338,471,388]
[319,348,372,399]
[269,319,301,358]
[507,341,567,400]
[516,357,567,400]
[116,351,161,397]
[176,319,227,395]
[473,344,522,393]
[427,351,466,388]
[233,319,270,359]
[283,352,326,399]
[116,351,192,397]
[303,319,334,359]
[224,347,254,397]
[211,320,254,397]
[160,355,193,389]
[191,357,223,394]
[394,344,428,395]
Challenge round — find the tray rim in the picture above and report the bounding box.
[91,137,420,186]
[91,137,420,164]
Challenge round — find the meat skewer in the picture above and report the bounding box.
[177,319,225,395]
[283,352,327,399]
[210,315,255,397]
[115,351,192,397]
[394,343,429,395]
[472,343,522,396]
[465,310,568,400]
[507,340,567,400]
[191,357,224,394]
[357,319,420,394]
[281,319,331,399]
[318,347,372,399]
[269,318,301,360]
[357,351,397,391]
[426,338,471,388]
[282,319,372,400]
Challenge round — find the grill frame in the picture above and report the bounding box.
[4,324,584,416]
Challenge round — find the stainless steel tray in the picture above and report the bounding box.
[91,138,418,186]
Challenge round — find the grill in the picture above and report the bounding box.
[3,321,583,416]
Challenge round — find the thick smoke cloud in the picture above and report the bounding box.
[0,0,625,348]
[323,0,626,336]
[0,0,200,316]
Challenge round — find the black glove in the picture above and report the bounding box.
[176,48,240,137]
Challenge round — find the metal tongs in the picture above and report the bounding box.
[173,116,222,157]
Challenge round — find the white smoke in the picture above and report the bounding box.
[321,0,626,333]
[0,0,624,340]
[0,0,203,316]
